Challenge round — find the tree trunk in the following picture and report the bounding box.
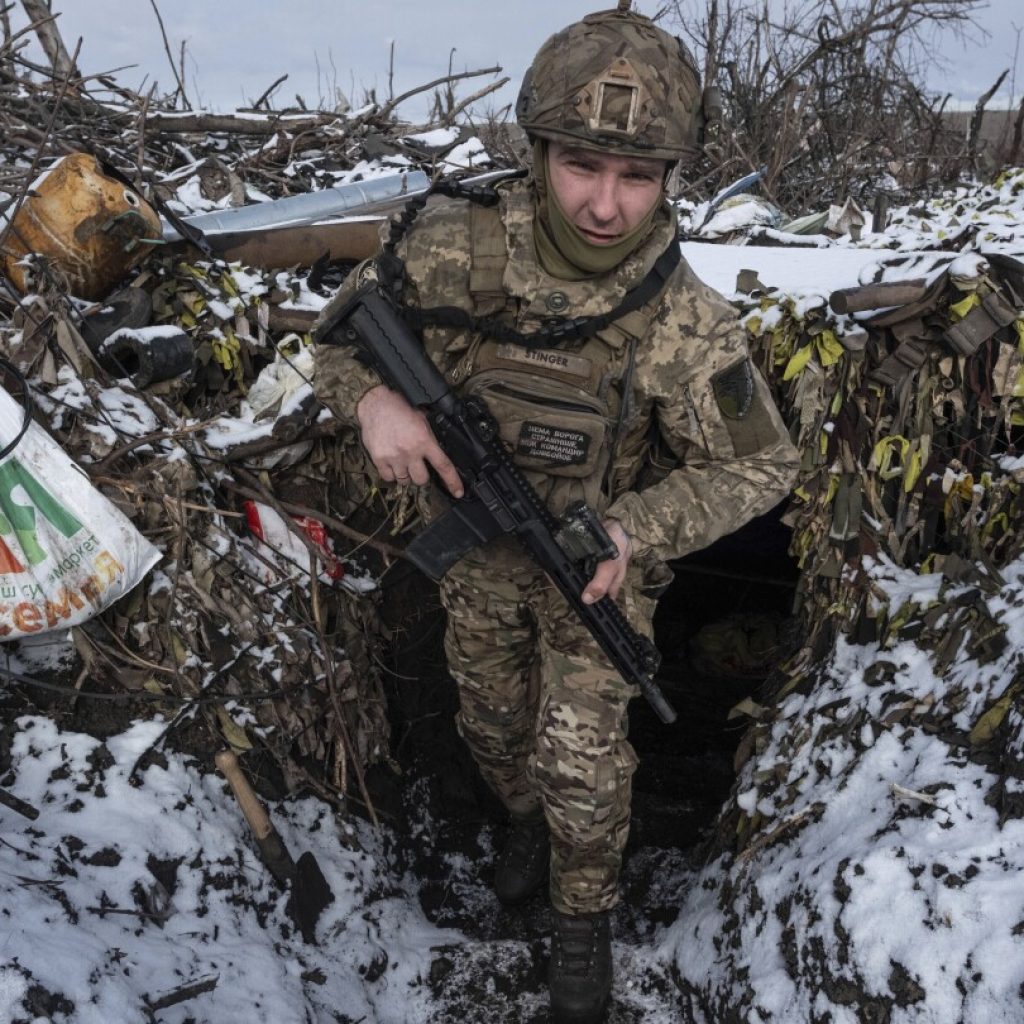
[20,0,79,81]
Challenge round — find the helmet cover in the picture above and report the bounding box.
[516,7,704,162]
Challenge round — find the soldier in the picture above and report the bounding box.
[314,4,799,1021]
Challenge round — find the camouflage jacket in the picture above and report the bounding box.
[314,177,799,564]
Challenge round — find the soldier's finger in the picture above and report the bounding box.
[426,445,465,499]
[582,562,616,605]
[406,460,430,487]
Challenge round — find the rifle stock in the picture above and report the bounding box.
[317,286,676,724]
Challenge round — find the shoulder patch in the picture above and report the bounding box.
[712,359,755,420]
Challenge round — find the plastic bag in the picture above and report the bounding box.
[243,500,344,584]
[0,384,161,640]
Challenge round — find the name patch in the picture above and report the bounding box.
[516,422,591,466]
[496,344,592,379]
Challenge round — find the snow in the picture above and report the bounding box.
[681,241,886,300]
[403,127,460,148]
[666,543,1024,1021]
[440,137,490,174]
[0,713,456,1024]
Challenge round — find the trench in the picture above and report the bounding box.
[369,502,799,1021]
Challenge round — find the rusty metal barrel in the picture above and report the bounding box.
[2,152,162,300]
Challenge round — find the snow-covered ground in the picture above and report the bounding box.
[0,697,693,1023]
[667,552,1024,1022]
[0,705,451,1023]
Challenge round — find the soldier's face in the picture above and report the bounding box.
[546,142,666,244]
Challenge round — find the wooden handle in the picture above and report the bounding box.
[215,749,273,841]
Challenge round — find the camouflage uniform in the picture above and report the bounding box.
[314,177,800,914]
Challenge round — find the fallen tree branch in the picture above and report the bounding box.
[145,975,219,1013]
[143,110,343,134]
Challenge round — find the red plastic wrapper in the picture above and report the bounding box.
[243,500,344,582]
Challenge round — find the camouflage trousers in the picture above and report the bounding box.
[439,541,654,914]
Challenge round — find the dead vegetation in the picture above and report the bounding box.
[0,3,512,818]
[670,0,1022,209]
[2,0,1024,847]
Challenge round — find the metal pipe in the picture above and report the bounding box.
[161,170,431,242]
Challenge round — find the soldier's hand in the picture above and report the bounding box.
[582,520,631,605]
[356,385,464,498]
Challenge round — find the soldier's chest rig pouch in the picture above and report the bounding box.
[459,335,621,513]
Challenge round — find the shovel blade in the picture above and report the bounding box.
[286,850,334,945]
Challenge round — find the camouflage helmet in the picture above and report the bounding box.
[516,5,704,163]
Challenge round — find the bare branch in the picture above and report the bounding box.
[969,69,1010,170]
[146,0,191,110]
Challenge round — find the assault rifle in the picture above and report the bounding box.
[316,285,677,725]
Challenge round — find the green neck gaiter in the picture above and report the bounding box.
[532,141,663,281]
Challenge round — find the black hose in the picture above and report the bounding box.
[0,356,35,461]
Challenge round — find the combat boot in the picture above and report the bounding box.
[549,908,612,1023]
[493,812,549,905]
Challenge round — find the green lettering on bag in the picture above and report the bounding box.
[0,458,84,567]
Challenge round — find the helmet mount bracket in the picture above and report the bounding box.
[579,58,648,138]
[516,6,705,163]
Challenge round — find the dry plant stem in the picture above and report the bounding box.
[315,600,378,828]
[308,563,346,801]
[88,419,217,476]
[125,643,261,783]
[90,486,244,519]
[165,485,189,692]
[147,0,190,110]
[75,623,175,677]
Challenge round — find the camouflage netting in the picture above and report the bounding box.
[733,170,1024,843]
[671,171,1024,1020]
